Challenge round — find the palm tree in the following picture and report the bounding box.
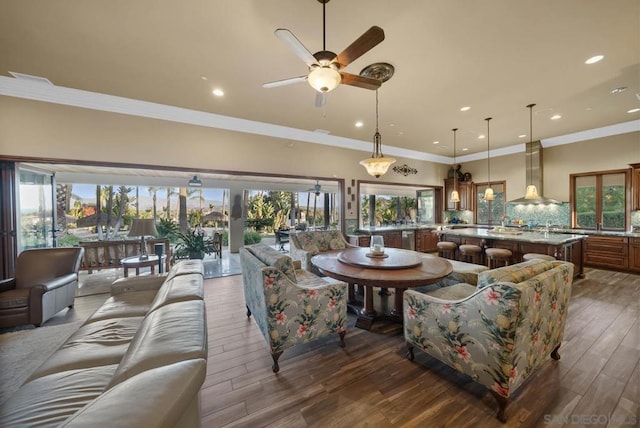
[179,187,188,233]
[165,187,178,220]
[148,186,159,220]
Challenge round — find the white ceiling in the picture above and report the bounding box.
[1,0,639,164]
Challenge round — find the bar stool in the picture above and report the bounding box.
[458,244,483,264]
[485,248,512,269]
[436,241,457,260]
[522,253,556,262]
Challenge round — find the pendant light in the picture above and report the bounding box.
[360,89,396,178]
[450,128,460,203]
[524,104,540,199]
[484,117,494,201]
[508,104,561,204]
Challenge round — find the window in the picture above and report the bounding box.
[572,170,629,230]
[474,182,506,226]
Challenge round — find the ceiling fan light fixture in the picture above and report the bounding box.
[308,65,341,93]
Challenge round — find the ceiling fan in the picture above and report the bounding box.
[263,0,385,107]
[305,181,323,196]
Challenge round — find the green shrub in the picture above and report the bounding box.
[56,233,82,247]
[244,230,262,245]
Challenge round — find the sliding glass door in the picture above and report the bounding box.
[17,166,56,251]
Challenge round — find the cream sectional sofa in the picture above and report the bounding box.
[0,260,207,428]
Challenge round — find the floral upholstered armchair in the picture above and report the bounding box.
[403,260,574,421]
[289,230,356,276]
[240,243,348,372]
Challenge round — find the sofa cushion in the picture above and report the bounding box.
[424,283,477,300]
[107,300,207,389]
[477,259,556,290]
[147,273,204,314]
[82,290,157,325]
[247,244,297,283]
[165,260,204,280]
[60,359,206,428]
[27,317,143,381]
[0,364,118,427]
[0,288,29,309]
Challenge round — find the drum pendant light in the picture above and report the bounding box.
[450,128,460,203]
[484,117,495,201]
[524,103,540,199]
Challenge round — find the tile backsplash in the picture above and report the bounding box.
[506,202,570,227]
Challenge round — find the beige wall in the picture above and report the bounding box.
[0,96,448,189]
[1,96,638,206]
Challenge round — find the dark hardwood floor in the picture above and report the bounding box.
[199,269,639,428]
[44,267,640,427]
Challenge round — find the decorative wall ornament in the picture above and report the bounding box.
[392,164,418,176]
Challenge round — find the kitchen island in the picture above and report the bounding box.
[435,227,587,279]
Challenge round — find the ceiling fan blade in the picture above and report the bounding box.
[262,76,307,88]
[340,72,381,90]
[275,29,318,67]
[335,26,385,68]
[315,92,327,108]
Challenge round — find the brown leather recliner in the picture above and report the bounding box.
[0,247,84,328]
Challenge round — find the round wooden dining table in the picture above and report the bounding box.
[311,247,452,330]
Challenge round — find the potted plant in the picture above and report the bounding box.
[175,229,216,259]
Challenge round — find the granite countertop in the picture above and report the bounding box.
[353,224,640,238]
[436,227,588,245]
[354,224,457,234]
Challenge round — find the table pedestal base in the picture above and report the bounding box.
[349,284,406,331]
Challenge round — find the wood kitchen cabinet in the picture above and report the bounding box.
[347,235,370,247]
[584,235,629,270]
[444,178,473,211]
[630,237,640,272]
[373,230,402,248]
[415,228,439,253]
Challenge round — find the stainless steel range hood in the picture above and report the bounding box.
[509,141,561,205]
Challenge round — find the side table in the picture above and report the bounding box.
[121,255,165,277]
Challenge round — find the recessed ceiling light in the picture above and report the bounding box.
[212,89,224,97]
[433,141,440,145]
[518,134,527,138]
[585,55,603,64]
[355,121,363,127]
[389,123,395,127]
[478,134,485,139]
[200,76,208,81]
[627,108,640,114]
[550,114,562,120]
[462,148,469,152]
[611,87,627,94]
[460,106,471,112]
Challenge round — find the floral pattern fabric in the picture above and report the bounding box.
[240,244,347,356]
[289,230,355,275]
[404,260,574,399]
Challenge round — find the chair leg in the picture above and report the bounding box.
[551,344,561,360]
[245,305,252,318]
[406,342,415,361]
[271,351,283,373]
[490,391,508,422]
[338,331,346,348]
